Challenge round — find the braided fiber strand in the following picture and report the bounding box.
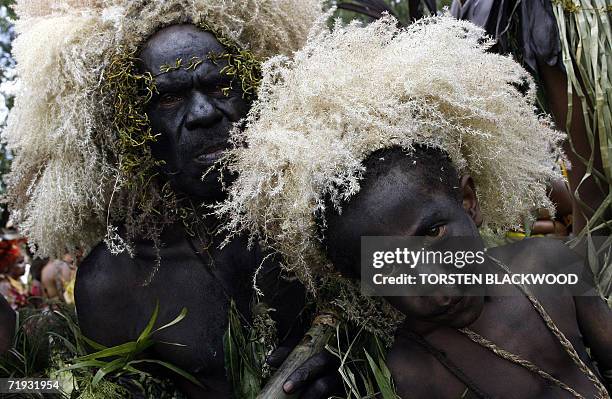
[461,256,609,399]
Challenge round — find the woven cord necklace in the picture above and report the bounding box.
[458,255,609,399]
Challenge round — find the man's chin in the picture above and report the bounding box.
[170,173,227,203]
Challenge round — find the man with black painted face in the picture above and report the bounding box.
[75,24,342,398]
[141,25,251,200]
[6,1,339,396]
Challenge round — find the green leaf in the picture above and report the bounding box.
[137,300,160,344]
[74,341,138,361]
[364,350,397,399]
[153,307,188,334]
[80,335,108,352]
[128,359,204,388]
[92,358,127,386]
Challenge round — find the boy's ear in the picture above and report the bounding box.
[461,175,483,227]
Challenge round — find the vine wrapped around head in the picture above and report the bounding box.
[3,0,323,258]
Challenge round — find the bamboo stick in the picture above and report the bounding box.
[257,311,339,399]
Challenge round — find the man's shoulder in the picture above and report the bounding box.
[74,241,144,310]
[75,242,142,345]
[78,242,136,284]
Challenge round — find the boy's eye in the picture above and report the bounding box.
[159,93,184,107]
[425,225,446,238]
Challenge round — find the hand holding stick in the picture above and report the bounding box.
[257,311,339,399]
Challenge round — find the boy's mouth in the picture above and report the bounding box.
[425,296,465,318]
[440,296,484,327]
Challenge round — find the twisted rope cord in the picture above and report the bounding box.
[460,255,609,399]
[460,328,585,398]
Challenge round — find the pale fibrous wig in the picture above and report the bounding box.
[4,0,324,258]
[218,16,565,294]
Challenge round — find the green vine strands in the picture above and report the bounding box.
[209,49,263,100]
[102,49,161,191]
[198,23,263,101]
[104,27,261,201]
[156,25,263,102]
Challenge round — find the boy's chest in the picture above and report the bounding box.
[423,295,598,398]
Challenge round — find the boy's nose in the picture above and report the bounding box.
[433,295,462,309]
[185,92,223,130]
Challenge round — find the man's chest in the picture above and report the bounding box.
[122,241,259,374]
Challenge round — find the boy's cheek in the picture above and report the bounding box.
[386,295,485,327]
[385,296,441,318]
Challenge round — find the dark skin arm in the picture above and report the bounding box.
[575,295,612,376]
[569,245,612,378]
[538,62,610,235]
[0,294,15,354]
[535,238,612,379]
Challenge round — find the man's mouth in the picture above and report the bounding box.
[194,146,227,166]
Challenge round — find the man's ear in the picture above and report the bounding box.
[461,175,483,227]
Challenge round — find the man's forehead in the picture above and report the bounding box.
[139,24,226,73]
[152,61,224,90]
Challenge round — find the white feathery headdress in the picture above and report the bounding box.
[4,0,325,258]
[218,15,566,294]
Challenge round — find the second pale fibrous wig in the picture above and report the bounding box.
[4,0,324,258]
[218,16,565,297]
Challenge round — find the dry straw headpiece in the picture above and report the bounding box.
[218,15,565,297]
[4,0,324,258]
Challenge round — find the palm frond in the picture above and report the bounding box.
[552,0,612,297]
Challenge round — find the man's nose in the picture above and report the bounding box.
[185,92,223,130]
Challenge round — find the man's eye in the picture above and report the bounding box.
[159,94,184,107]
[425,225,446,238]
[208,86,231,98]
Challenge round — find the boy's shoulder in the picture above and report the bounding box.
[487,237,582,275]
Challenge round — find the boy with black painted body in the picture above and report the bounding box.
[218,15,612,399]
[324,146,612,399]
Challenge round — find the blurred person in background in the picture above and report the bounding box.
[41,253,76,302]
